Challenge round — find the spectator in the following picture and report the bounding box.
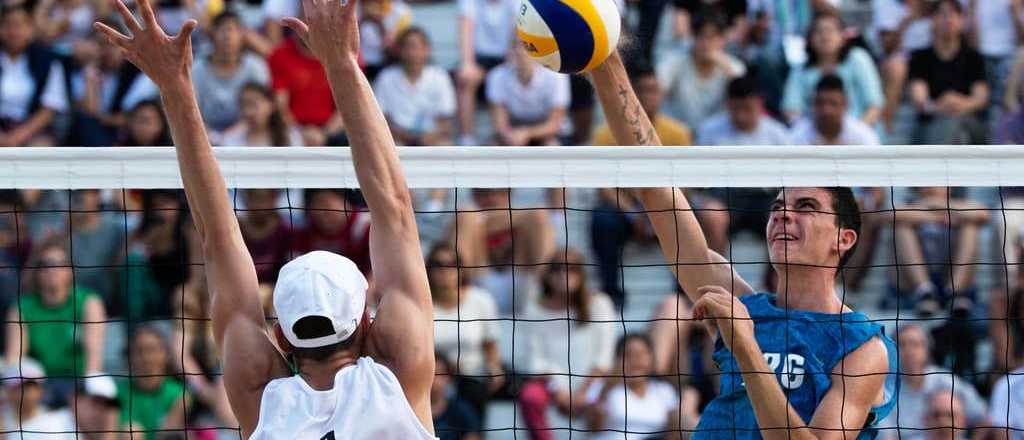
[893,187,989,317]
[0,359,76,439]
[373,27,456,146]
[874,0,933,131]
[989,332,1024,440]
[669,0,747,43]
[267,35,345,146]
[990,271,1024,374]
[239,189,292,287]
[120,100,172,147]
[486,43,569,146]
[219,82,303,146]
[73,375,123,440]
[648,291,717,400]
[428,243,503,422]
[454,0,519,145]
[4,236,106,406]
[879,325,989,440]
[967,0,1024,118]
[923,389,970,440]
[908,0,989,145]
[592,65,692,146]
[0,191,29,314]
[581,333,697,440]
[432,352,482,440]
[33,0,104,56]
[291,189,371,275]
[698,75,791,146]
[192,11,270,135]
[359,0,413,81]
[781,12,884,126]
[658,13,746,130]
[117,325,188,440]
[68,189,126,312]
[0,3,69,147]
[790,75,880,145]
[517,248,617,440]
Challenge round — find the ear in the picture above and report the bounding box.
[273,323,293,354]
[836,227,858,260]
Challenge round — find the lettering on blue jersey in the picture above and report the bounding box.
[745,352,806,390]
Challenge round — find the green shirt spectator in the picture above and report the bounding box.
[17,286,98,377]
[119,325,189,440]
[117,377,187,440]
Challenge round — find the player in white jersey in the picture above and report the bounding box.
[94,0,436,438]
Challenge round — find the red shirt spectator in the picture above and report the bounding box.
[268,37,336,127]
[290,189,372,276]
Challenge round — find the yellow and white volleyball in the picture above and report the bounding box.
[515,0,621,74]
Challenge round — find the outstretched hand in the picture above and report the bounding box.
[94,0,196,89]
[281,0,360,67]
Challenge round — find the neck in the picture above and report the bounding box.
[18,404,39,422]
[135,376,163,392]
[298,351,358,391]
[903,367,926,389]
[817,54,839,71]
[434,288,459,308]
[934,37,961,58]
[3,48,24,59]
[403,64,424,81]
[692,52,715,73]
[211,50,240,67]
[816,120,842,143]
[626,378,647,395]
[517,67,534,84]
[773,266,845,313]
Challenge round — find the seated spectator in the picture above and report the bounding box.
[989,269,1024,373]
[486,43,569,146]
[967,0,1023,120]
[516,249,616,440]
[0,3,69,147]
[922,389,970,440]
[669,0,747,43]
[292,189,371,275]
[69,189,126,312]
[698,75,791,146]
[454,0,519,145]
[582,333,699,439]
[239,189,292,287]
[789,75,880,145]
[428,243,503,421]
[119,190,200,320]
[193,11,270,135]
[893,187,989,317]
[1,359,76,439]
[220,82,303,146]
[782,12,883,126]
[879,325,989,440]
[4,236,106,406]
[657,13,745,130]
[432,352,482,440]
[268,35,345,146]
[592,65,692,146]
[0,191,30,316]
[874,0,934,130]
[989,329,1024,440]
[73,375,123,440]
[908,0,989,145]
[118,325,188,440]
[358,0,412,81]
[373,27,456,146]
[120,100,172,146]
[34,0,103,56]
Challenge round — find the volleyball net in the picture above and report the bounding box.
[0,145,1021,439]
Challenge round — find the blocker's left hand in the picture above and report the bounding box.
[692,285,754,352]
[282,0,360,66]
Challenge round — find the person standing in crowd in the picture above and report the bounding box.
[219,82,303,146]
[192,11,270,137]
[374,27,456,146]
[5,236,106,406]
[0,3,69,147]
[454,0,518,145]
[908,0,989,145]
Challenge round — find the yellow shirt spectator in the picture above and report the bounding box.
[590,114,692,146]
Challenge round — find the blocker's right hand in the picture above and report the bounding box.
[94,0,196,89]
[282,0,360,67]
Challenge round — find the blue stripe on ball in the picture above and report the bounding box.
[528,0,594,74]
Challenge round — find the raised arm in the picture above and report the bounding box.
[94,3,289,435]
[281,0,433,408]
[588,52,740,301]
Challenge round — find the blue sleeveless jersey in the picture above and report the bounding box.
[694,293,898,440]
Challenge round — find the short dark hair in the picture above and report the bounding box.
[692,11,728,36]
[727,75,762,100]
[290,318,361,363]
[934,0,963,15]
[0,190,23,209]
[805,12,853,66]
[626,61,656,85]
[0,3,31,21]
[211,10,241,29]
[614,332,654,360]
[825,187,861,271]
[815,74,846,96]
[395,26,430,49]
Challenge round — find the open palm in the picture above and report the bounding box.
[281,0,361,66]
[94,0,196,88]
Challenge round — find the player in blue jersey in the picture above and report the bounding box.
[587,52,897,439]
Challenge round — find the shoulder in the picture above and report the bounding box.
[846,47,876,65]
[375,66,403,86]
[657,115,692,144]
[591,124,614,145]
[424,65,453,83]
[908,48,932,62]
[588,291,616,316]
[486,64,512,82]
[836,336,889,376]
[697,112,728,139]
[843,116,880,145]
[788,118,815,143]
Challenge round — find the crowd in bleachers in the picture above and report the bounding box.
[1,0,1024,438]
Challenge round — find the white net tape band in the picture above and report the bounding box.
[0,145,1020,189]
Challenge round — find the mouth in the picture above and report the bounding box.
[770,233,799,244]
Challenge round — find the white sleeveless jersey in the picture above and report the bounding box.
[250,356,436,440]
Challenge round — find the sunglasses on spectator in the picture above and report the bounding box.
[39,257,67,267]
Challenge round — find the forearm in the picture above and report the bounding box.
[524,111,564,140]
[733,341,818,440]
[861,107,881,125]
[83,300,106,373]
[459,19,475,64]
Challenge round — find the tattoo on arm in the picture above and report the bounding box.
[618,84,656,145]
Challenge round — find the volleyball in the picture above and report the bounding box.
[515,0,621,74]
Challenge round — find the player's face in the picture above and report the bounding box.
[766,188,843,269]
[622,338,654,378]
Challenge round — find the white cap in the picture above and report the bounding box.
[83,375,118,400]
[273,251,368,349]
[2,358,45,387]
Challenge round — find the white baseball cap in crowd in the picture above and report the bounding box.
[1,357,46,387]
[273,251,368,349]
[83,375,118,401]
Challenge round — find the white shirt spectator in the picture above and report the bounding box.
[698,112,792,145]
[515,291,617,393]
[989,367,1024,440]
[374,64,456,134]
[973,0,1021,58]
[262,0,299,23]
[789,115,880,145]
[585,380,680,440]
[433,286,500,376]
[1,407,76,440]
[878,366,989,440]
[458,0,519,58]
[872,0,932,55]
[657,51,746,129]
[48,3,96,56]
[0,53,68,121]
[486,63,570,125]
[218,123,303,146]
[192,53,270,131]
[359,0,413,66]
